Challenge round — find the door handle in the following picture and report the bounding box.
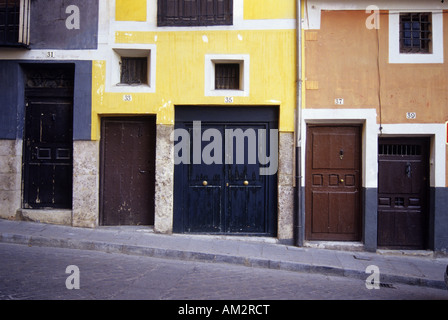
[203,181,208,186]
[139,170,148,174]
[406,162,411,178]
[243,180,249,186]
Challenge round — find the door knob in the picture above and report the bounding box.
[243,180,249,186]
[340,179,344,183]
[202,181,208,186]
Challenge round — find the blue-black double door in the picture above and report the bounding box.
[173,106,277,236]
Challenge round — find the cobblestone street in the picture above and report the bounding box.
[1,243,447,302]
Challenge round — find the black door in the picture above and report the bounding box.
[378,138,429,249]
[23,65,74,209]
[23,99,73,209]
[100,117,156,226]
[173,106,277,236]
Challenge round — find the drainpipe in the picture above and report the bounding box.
[294,0,303,247]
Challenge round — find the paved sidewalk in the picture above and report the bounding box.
[0,219,447,290]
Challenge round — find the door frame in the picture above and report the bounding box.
[173,106,278,236]
[99,115,157,226]
[305,124,363,241]
[22,65,75,210]
[377,136,430,249]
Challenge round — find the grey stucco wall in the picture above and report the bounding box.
[30,0,99,50]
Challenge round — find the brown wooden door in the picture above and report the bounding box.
[100,117,156,226]
[306,125,362,241]
[378,138,429,249]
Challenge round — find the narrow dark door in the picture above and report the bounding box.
[23,100,73,208]
[378,138,429,249]
[183,122,224,233]
[174,106,277,236]
[100,117,156,226]
[306,125,362,241]
[226,123,270,234]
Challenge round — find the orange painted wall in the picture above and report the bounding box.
[305,10,448,125]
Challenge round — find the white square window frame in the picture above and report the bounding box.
[106,44,157,93]
[205,54,250,97]
[389,10,443,64]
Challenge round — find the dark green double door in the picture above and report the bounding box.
[173,106,278,236]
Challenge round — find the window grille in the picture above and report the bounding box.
[120,57,148,85]
[378,144,422,156]
[400,12,432,53]
[215,63,240,90]
[158,0,233,26]
[0,0,30,47]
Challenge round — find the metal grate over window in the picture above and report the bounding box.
[378,144,422,156]
[120,57,148,85]
[0,0,29,47]
[158,0,233,26]
[215,63,240,90]
[400,12,432,53]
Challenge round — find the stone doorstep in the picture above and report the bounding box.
[16,209,72,226]
[377,249,434,258]
[304,241,365,252]
[305,241,437,258]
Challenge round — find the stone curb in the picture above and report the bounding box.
[1,231,446,290]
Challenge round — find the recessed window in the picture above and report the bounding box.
[120,57,148,85]
[400,13,432,54]
[215,63,240,90]
[389,10,443,64]
[107,46,156,93]
[205,54,249,97]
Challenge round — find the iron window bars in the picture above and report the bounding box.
[120,57,148,85]
[378,144,422,156]
[399,12,432,54]
[158,0,233,26]
[0,0,30,47]
[215,63,240,90]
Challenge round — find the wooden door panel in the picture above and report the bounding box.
[312,131,358,170]
[187,185,222,232]
[100,117,156,226]
[23,101,73,209]
[311,191,359,237]
[329,191,358,234]
[306,126,361,241]
[228,185,265,233]
[377,138,428,249]
[311,191,329,233]
[378,210,424,248]
[225,123,267,234]
[378,160,412,194]
[173,106,277,236]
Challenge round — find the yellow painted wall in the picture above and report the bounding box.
[115,0,147,21]
[92,29,297,140]
[244,0,296,20]
[305,10,448,124]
